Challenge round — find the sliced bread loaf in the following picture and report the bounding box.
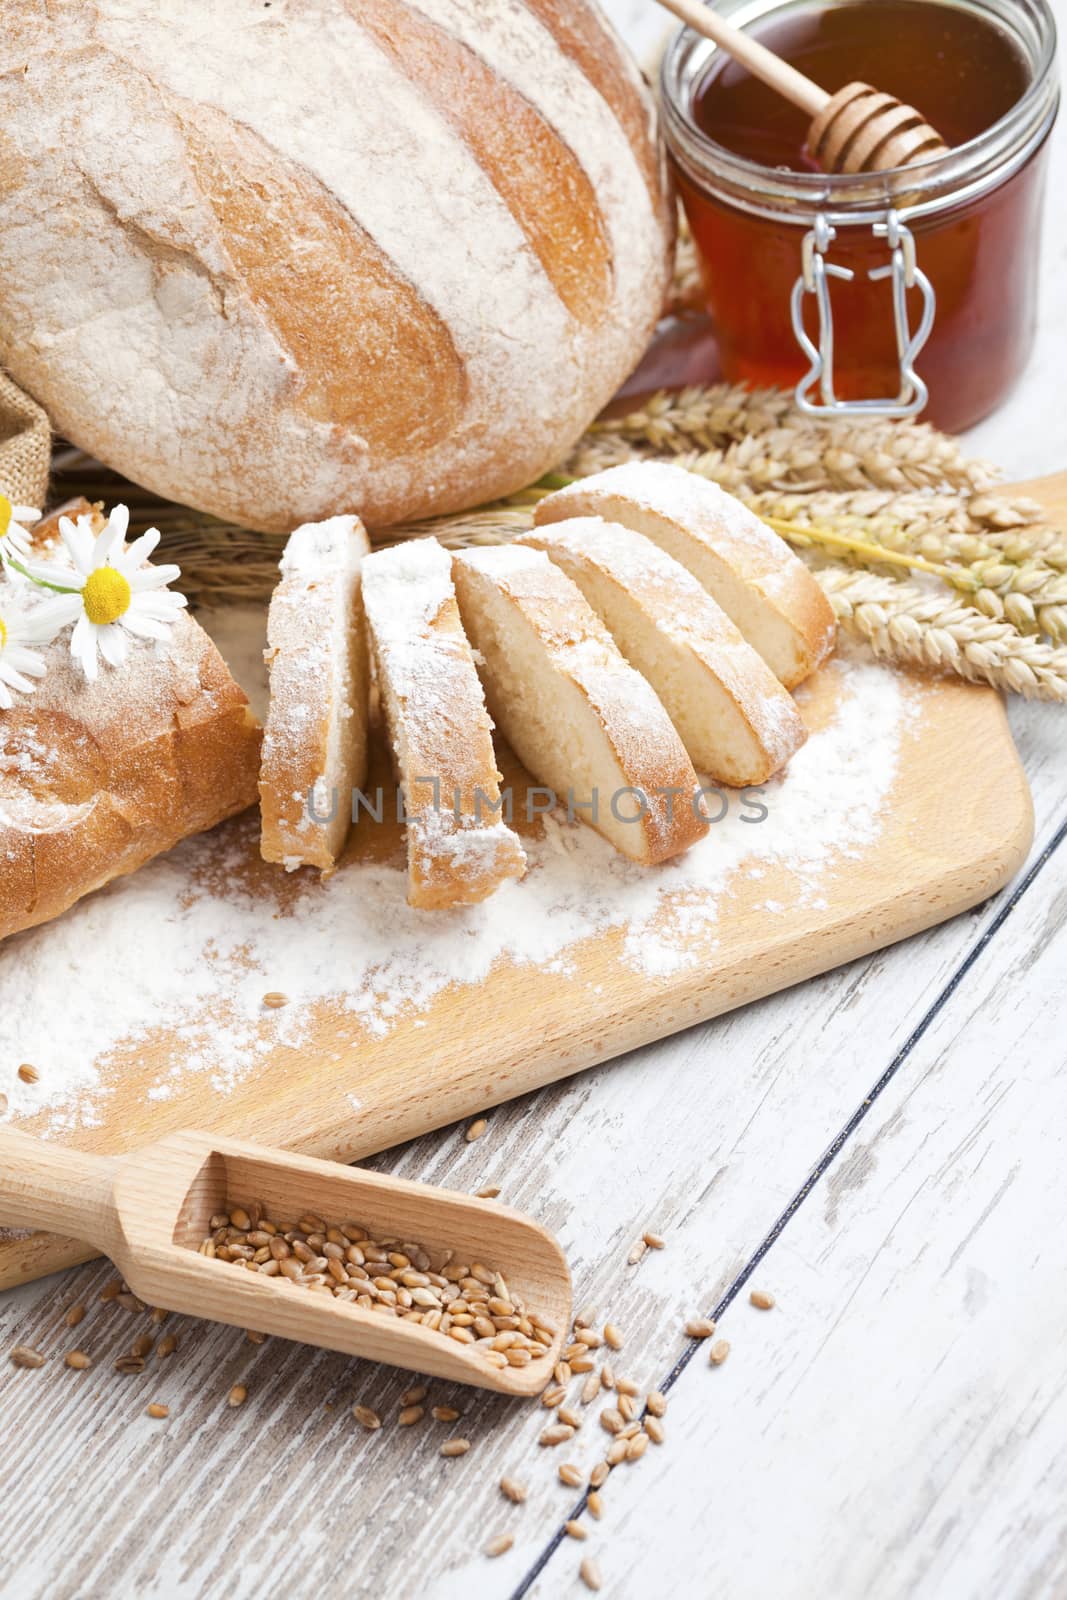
[533,461,836,688]
[452,545,708,865]
[361,538,526,910]
[520,517,806,786]
[259,515,370,874]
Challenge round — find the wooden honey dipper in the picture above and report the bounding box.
[656,0,949,172]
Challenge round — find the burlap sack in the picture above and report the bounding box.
[0,369,50,510]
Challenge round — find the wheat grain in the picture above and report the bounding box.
[146,1403,169,1419]
[580,1556,603,1591]
[485,1534,513,1558]
[499,1476,528,1503]
[202,1209,552,1369]
[750,1289,775,1310]
[10,1346,45,1369]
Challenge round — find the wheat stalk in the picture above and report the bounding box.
[595,388,999,494]
[44,386,1067,698]
[819,567,1067,703]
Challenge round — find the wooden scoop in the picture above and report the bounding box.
[657,0,949,172]
[0,1126,571,1394]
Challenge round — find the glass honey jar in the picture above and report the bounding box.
[661,0,1059,431]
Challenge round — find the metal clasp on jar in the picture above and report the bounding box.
[790,211,937,418]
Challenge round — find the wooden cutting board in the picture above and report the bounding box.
[2,473,1060,1292]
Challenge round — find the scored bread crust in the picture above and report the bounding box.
[520,518,807,787]
[534,463,837,689]
[0,0,672,532]
[362,539,526,911]
[259,515,371,875]
[0,517,261,943]
[452,545,709,866]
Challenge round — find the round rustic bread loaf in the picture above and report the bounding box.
[0,0,672,532]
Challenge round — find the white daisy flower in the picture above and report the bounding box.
[0,491,42,572]
[0,604,52,709]
[21,504,187,683]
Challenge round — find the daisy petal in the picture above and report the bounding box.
[94,517,126,568]
[70,614,99,683]
[16,594,82,641]
[107,504,130,544]
[128,563,182,591]
[131,594,186,625]
[0,680,12,710]
[5,645,47,679]
[0,665,38,695]
[118,609,172,641]
[58,517,96,577]
[97,623,129,668]
[115,529,161,574]
[18,559,82,592]
[12,505,41,523]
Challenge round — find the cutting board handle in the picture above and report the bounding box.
[0,1127,119,1248]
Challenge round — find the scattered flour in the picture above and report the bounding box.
[0,647,912,1135]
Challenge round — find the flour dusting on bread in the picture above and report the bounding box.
[259,515,370,876]
[534,463,837,688]
[362,538,526,909]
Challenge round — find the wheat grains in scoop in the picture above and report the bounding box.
[204,1209,555,1372]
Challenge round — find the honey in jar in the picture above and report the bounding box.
[661,0,1059,431]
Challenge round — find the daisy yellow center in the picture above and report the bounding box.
[0,493,11,537]
[83,566,132,626]
[0,614,7,650]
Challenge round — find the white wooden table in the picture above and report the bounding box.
[2,7,1065,1597]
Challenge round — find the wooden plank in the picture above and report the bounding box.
[0,701,1059,1600]
[521,813,1067,1598]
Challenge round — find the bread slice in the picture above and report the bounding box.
[452,545,708,866]
[520,518,806,787]
[533,462,836,688]
[259,515,371,875]
[361,538,526,910]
